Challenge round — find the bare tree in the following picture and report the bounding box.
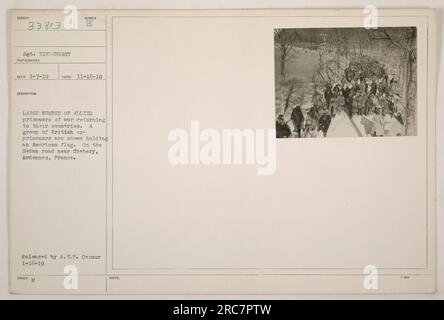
[283,78,299,114]
[368,27,417,135]
[274,29,301,110]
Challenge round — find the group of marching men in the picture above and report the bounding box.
[276,74,405,138]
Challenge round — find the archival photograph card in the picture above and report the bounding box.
[8,8,437,294]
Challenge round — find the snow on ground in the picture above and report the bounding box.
[287,112,404,138]
[327,112,362,137]
[326,112,404,138]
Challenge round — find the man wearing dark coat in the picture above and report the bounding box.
[291,106,304,138]
[324,84,333,109]
[276,114,291,138]
[318,112,332,137]
[342,86,353,117]
[370,80,378,95]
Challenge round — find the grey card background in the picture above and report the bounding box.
[0,0,443,299]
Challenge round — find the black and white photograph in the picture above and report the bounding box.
[274,27,417,138]
[1,4,441,302]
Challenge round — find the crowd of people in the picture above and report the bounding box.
[276,73,405,138]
